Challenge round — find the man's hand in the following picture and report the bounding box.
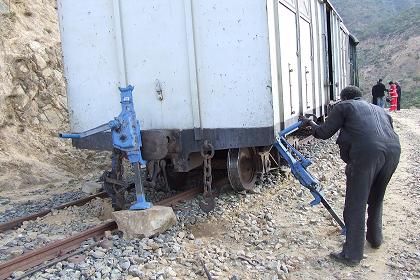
[298,116,311,129]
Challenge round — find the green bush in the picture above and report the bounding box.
[401,89,420,109]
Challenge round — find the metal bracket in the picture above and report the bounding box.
[288,63,295,115]
[155,79,164,101]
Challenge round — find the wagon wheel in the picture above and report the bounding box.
[227,147,259,192]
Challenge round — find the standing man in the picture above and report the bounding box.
[395,82,402,110]
[300,86,400,266]
[371,79,386,107]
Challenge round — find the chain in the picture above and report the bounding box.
[201,140,215,195]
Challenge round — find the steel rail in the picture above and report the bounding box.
[298,135,315,146]
[0,186,204,280]
[0,222,116,280]
[0,191,109,233]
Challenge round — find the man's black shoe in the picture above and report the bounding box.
[367,241,381,249]
[329,251,360,267]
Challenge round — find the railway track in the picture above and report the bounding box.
[0,191,109,233]
[0,185,206,280]
[0,134,314,234]
[0,134,314,279]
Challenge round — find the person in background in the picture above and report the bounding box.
[371,79,386,107]
[395,82,402,111]
[388,81,398,112]
[299,86,401,266]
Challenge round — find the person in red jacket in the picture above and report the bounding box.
[388,82,398,112]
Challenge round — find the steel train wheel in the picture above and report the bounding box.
[227,147,258,192]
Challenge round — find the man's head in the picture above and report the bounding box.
[395,81,399,86]
[340,86,363,101]
[378,79,383,83]
[389,81,394,85]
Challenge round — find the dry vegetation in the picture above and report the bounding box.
[334,0,420,107]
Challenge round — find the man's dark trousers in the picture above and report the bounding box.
[342,142,401,261]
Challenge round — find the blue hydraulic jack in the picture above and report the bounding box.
[59,85,152,211]
[274,121,346,234]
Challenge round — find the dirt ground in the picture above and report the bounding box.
[174,109,419,280]
[1,109,418,280]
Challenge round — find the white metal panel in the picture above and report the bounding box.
[299,18,314,113]
[58,0,195,132]
[278,3,300,120]
[299,0,311,18]
[311,0,323,116]
[331,11,341,100]
[192,0,273,129]
[59,0,354,138]
[340,27,349,89]
[280,0,297,9]
[319,3,329,108]
[58,0,122,131]
[340,29,346,91]
[267,0,283,129]
[120,0,194,130]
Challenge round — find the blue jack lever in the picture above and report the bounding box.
[275,121,346,234]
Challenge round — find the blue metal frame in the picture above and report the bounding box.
[274,121,346,233]
[60,86,151,210]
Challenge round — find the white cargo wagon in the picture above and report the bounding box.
[58,0,358,191]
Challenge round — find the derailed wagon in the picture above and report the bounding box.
[57,0,358,197]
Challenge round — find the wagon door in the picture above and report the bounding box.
[329,10,341,100]
[298,0,315,114]
[278,0,300,123]
[309,0,322,116]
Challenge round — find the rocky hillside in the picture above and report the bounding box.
[0,0,66,130]
[333,0,420,108]
[0,0,107,191]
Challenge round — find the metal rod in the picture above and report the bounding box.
[319,196,346,230]
[133,162,144,196]
[59,123,110,139]
[201,260,213,280]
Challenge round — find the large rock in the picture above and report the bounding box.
[112,206,177,239]
[81,181,102,194]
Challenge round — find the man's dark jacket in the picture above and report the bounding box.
[372,83,386,99]
[311,97,399,163]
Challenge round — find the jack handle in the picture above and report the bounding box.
[59,120,120,139]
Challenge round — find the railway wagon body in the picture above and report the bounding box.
[58,0,357,190]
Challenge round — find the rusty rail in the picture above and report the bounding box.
[0,186,204,280]
[0,191,109,233]
[0,222,116,280]
[298,135,315,146]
